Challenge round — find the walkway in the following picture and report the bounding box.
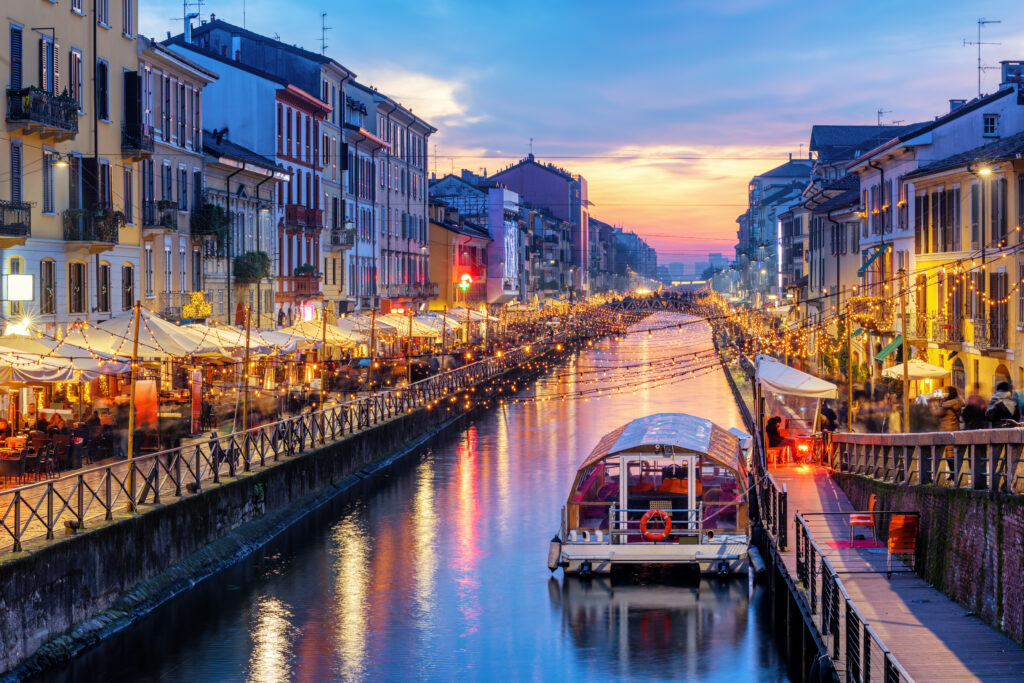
[771,463,1024,681]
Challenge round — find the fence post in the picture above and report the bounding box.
[13,491,21,552]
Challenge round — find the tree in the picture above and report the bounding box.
[233,251,271,282]
[190,202,230,255]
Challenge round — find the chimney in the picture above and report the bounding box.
[184,12,198,43]
[232,34,241,61]
[210,13,216,21]
[949,99,967,112]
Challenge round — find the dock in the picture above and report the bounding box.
[768,463,1024,682]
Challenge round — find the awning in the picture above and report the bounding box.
[874,335,903,362]
[857,244,891,277]
[755,355,838,399]
[882,359,950,380]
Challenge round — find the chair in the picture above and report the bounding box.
[766,446,791,466]
[849,493,877,543]
[0,458,21,486]
[887,513,919,578]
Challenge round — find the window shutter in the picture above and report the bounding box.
[52,42,59,94]
[10,26,22,91]
[10,143,22,202]
[38,38,47,92]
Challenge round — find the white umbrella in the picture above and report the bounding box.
[882,359,950,381]
[66,308,230,359]
[416,313,463,334]
[186,324,276,357]
[0,335,129,380]
[377,313,441,338]
[278,320,361,348]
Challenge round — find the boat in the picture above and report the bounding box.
[548,412,752,576]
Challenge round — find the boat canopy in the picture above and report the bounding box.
[578,413,748,474]
[755,354,837,399]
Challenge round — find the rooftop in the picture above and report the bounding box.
[903,130,1024,180]
[203,130,281,172]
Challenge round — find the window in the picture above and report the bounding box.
[98,160,111,208]
[10,142,22,203]
[983,114,999,137]
[42,150,55,213]
[97,262,110,312]
[40,260,55,314]
[178,166,187,210]
[121,264,133,309]
[144,245,153,297]
[72,0,83,13]
[38,37,56,93]
[68,262,86,314]
[192,170,203,211]
[164,247,172,294]
[96,60,109,120]
[121,0,133,37]
[178,83,186,143]
[10,25,22,91]
[123,166,133,222]
[162,162,172,201]
[970,182,980,249]
[98,0,109,26]
[992,176,1008,245]
[192,249,201,292]
[69,49,83,110]
[1019,173,1024,245]
[8,257,23,316]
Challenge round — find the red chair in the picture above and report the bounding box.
[849,493,877,543]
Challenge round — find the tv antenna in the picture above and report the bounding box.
[963,18,1001,97]
[319,12,331,55]
[529,137,534,156]
[877,109,892,126]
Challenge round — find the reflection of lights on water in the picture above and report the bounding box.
[454,427,482,637]
[246,596,295,683]
[412,460,437,628]
[332,516,369,680]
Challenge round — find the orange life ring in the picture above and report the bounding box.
[640,508,672,541]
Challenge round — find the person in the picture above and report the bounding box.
[35,412,50,432]
[962,386,988,430]
[765,416,796,449]
[986,382,1021,427]
[932,386,963,432]
[887,400,902,433]
[820,400,837,432]
[86,410,101,428]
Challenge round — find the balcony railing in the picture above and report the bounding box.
[329,228,356,247]
[381,282,440,299]
[122,124,154,158]
[142,200,178,230]
[154,291,190,320]
[284,204,323,229]
[6,88,78,139]
[971,316,1008,349]
[932,315,964,344]
[0,199,31,237]
[63,212,119,245]
[280,274,321,298]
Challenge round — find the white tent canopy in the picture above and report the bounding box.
[0,336,130,380]
[278,320,361,348]
[882,359,949,381]
[68,308,231,359]
[755,355,838,399]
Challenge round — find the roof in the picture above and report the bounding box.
[185,19,332,65]
[812,187,859,213]
[755,355,838,399]
[163,38,289,86]
[578,413,746,473]
[203,130,281,171]
[809,124,917,161]
[492,154,576,182]
[903,130,1024,180]
[757,159,813,179]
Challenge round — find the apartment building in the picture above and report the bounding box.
[427,198,490,310]
[136,36,217,322]
[2,0,141,332]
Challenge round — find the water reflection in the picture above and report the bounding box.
[246,596,296,683]
[331,515,370,681]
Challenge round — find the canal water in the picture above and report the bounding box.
[40,312,789,682]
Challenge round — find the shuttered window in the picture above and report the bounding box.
[96,60,109,120]
[10,25,22,91]
[42,151,54,213]
[10,142,22,203]
[41,260,56,315]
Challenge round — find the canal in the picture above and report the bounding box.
[39,312,789,682]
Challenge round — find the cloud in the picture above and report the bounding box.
[356,68,484,128]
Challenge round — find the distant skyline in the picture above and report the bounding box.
[144,1,1024,266]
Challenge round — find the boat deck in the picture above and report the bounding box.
[771,463,1024,681]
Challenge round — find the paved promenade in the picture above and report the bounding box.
[772,463,1024,681]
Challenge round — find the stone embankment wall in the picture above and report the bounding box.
[836,474,1024,644]
[0,358,546,680]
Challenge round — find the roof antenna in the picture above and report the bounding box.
[877,108,892,126]
[963,18,1001,97]
[319,12,331,55]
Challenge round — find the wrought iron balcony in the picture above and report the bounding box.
[142,200,178,230]
[63,210,120,250]
[932,315,964,344]
[284,204,323,229]
[122,124,154,160]
[329,227,356,247]
[154,291,190,320]
[281,274,321,298]
[6,88,78,141]
[971,316,1008,349]
[0,199,31,237]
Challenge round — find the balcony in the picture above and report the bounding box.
[63,210,120,253]
[122,124,154,160]
[933,315,964,344]
[329,227,356,248]
[847,295,894,332]
[142,200,178,231]
[413,282,439,299]
[277,274,321,302]
[7,88,78,141]
[381,282,440,300]
[0,199,31,242]
[154,291,190,320]
[284,204,323,229]
[971,316,1009,349]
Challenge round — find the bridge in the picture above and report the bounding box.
[604,290,703,312]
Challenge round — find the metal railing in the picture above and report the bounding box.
[609,506,702,541]
[63,213,118,244]
[970,315,1008,349]
[122,124,154,156]
[829,429,1024,494]
[142,200,178,230]
[329,228,356,247]
[6,88,78,136]
[932,314,964,343]
[0,345,534,553]
[0,199,31,237]
[793,513,915,683]
[759,469,788,549]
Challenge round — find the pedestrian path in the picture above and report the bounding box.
[771,463,1024,682]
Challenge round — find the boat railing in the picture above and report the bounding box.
[609,506,703,542]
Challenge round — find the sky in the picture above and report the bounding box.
[143,0,1024,267]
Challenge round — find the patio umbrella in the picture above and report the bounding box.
[377,313,441,338]
[415,313,463,334]
[277,320,361,348]
[0,342,76,383]
[251,329,301,354]
[447,307,498,322]
[882,359,950,381]
[65,308,230,359]
[336,315,398,337]
[0,335,130,380]
[186,324,276,357]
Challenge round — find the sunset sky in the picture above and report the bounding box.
[144,0,1024,266]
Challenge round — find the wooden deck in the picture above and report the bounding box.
[770,463,1024,681]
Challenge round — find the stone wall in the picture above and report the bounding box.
[0,356,546,679]
[835,474,1024,644]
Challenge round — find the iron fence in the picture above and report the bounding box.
[758,469,787,550]
[0,346,533,553]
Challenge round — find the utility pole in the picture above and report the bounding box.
[899,269,910,432]
[963,18,1001,97]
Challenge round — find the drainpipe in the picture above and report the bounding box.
[254,173,273,326]
[225,163,245,324]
